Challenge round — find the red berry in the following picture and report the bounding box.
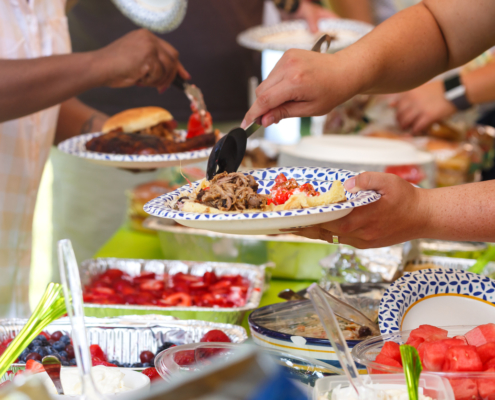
[174,350,195,366]
[91,357,116,367]
[200,330,231,343]
[142,367,162,382]
[39,332,51,341]
[51,331,63,341]
[89,344,107,362]
[140,351,155,364]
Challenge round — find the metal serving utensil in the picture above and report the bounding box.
[206,34,333,180]
[173,75,209,129]
[42,356,64,395]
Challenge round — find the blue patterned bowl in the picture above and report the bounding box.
[143,167,381,235]
[57,132,211,169]
[379,269,495,335]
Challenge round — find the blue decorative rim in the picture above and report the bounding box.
[379,268,495,335]
[248,304,361,348]
[57,132,211,163]
[144,167,380,221]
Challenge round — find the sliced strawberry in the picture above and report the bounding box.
[89,344,107,362]
[140,280,164,292]
[100,269,125,281]
[93,287,115,296]
[25,360,45,374]
[92,357,117,367]
[200,330,231,343]
[133,272,156,283]
[203,271,217,286]
[161,293,192,307]
[142,367,162,382]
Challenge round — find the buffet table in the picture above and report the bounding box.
[94,224,316,332]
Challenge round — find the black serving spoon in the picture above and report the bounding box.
[206,34,333,180]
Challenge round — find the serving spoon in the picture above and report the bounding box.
[42,356,64,395]
[206,34,333,180]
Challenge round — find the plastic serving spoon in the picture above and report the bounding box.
[58,239,106,400]
[206,34,333,180]
[307,283,380,399]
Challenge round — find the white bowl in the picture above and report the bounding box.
[38,367,150,399]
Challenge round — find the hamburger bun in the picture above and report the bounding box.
[102,107,174,133]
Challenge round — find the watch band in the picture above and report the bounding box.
[273,0,300,13]
[443,75,472,111]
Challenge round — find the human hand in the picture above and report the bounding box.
[242,50,358,128]
[288,172,430,249]
[392,80,456,134]
[93,29,190,93]
[293,1,337,33]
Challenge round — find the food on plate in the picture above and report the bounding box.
[187,109,213,139]
[175,172,347,214]
[127,180,178,232]
[44,365,131,396]
[384,165,425,185]
[373,324,495,400]
[427,122,463,142]
[83,269,251,308]
[263,312,375,341]
[85,106,217,155]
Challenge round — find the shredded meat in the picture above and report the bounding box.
[194,172,267,212]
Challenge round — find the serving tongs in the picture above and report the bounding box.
[206,34,333,180]
[278,285,379,336]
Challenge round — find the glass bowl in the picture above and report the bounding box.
[154,342,343,386]
[351,325,495,400]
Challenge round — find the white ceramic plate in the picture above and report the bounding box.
[379,269,495,335]
[237,19,373,53]
[57,132,211,169]
[143,167,380,235]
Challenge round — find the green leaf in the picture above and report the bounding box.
[400,344,423,400]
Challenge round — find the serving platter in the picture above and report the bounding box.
[57,132,211,169]
[378,269,495,335]
[143,167,381,235]
[237,19,373,53]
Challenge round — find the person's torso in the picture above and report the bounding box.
[68,0,263,122]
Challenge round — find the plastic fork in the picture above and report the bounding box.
[58,239,105,400]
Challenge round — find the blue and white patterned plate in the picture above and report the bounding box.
[237,19,373,53]
[57,132,211,169]
[143,167,380,235]
[379,269,495,335]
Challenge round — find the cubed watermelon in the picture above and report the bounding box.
[422,340,458,372]
[375,354,402,371]
[380,342,402,365]
[477,343,495,364]
[410,325,448,342]
[449,378,479,400]
[455,335,469,346]
[477,368,495,400]
[406,336,425,349]
[418,342,426,365]
[466,324,495,347]
[443,346,483,372]
[485,358,495,370]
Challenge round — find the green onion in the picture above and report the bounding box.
[400,344,423,400]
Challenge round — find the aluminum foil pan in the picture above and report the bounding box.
[404,255,495,276]
[80,258,268,324]
[417,239,487,259]
[1,316,247,374]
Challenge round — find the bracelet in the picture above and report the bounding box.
[443,75,472,111]
[273,0,300,13]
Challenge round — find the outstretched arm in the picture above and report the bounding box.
[291,173,495,248]
[243,0,495,128]
[0,29,189,123]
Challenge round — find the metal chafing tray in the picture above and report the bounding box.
[405,255,495,276]
[3,316,247,373]
[80,258,268,324]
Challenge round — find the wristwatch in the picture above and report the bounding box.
[443,75,472,111]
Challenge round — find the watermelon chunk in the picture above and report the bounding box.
[380,342,402,365]
[410,325,448,342]
[443,346,483,372]
[477,343,495,364]
[406,336,425,349]
[455,335,469,346]
[421,339,464,372]
[374,354,402,372]
[466,324,495,347]
[485,358,495,370]
[477,368,495,400]
[449,378,479,400]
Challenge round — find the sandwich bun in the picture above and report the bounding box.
[102,107,174,133]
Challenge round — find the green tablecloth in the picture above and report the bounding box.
[94,226,316,332]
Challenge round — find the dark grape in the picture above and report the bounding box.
[140,351,155,364]
[51,331,63,341]
[65,345,75,359]
[131,362,143,368]
[26,352,42,362]
[60,335,71,344]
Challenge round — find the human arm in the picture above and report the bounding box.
[326,0,373,24]
[0,29,189,123]
[242,0,495,128]
[290,172,495,248]
[395,62,495,133]
[54,98,108,145]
